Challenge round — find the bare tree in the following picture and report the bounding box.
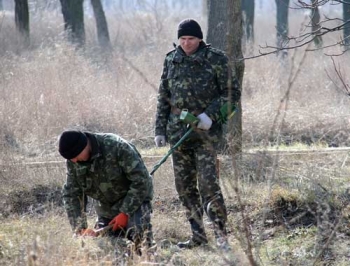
[91,0,111,50]
[59,0,85,46]
[228,1,245,156]
[206,0,229,152]
[344,0,350,47]
[228,4,258,266]
[311,0,323,48]
[275,0,290,58]
[206,0,244,156]
[245,1,349,59]
[207,0,227,50]
[242,0,255,44]
[14,0,30,47]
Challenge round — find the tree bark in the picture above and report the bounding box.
[311,0,322,48]
[207,0,227,50]
[14,0,30,47]
[242,0,255,43]
[343,0,350,47]
[227,0,244,156]
[275,0,289,57]
[91,0,111,50]
[207,0,243,155]
[59,0,85,46]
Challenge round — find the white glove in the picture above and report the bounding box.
[154,135,166,147]
[197,113,212,130]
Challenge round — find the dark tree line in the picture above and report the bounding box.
[59,0,85,46]
[275,0,289,57]
[14,0,29,47]
[12,0,110,49]
[91,0,111,49]
[242,0,255,43]
[241,0,350,58]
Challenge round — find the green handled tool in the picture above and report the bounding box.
[150,110,198,175]
[149,103,238,176]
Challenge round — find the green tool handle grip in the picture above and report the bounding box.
[150,127,193,176]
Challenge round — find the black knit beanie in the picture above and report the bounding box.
[177,19,203,39]
[58,130,88,159]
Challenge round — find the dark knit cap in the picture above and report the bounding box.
[58,130,88,159]
[177,18,203,39]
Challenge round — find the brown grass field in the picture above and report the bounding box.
[0,2,350,265]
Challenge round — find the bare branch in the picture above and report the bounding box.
[325,56,350,96]
[242,19,350,61]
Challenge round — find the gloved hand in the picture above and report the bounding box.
[197,113,212,130]
[108,213,129,231]
[77,228,97,237]
[154,135,166,147]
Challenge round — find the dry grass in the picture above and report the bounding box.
[1,3,350,266]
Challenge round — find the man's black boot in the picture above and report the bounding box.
[177,219,208,249]
[177,233,208,249]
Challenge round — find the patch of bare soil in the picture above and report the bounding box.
[0,184,63,218]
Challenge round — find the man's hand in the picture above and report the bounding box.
[197,113,212,130]
[154,135,166,147]
[108,213,129,231]
[74,228,97,237]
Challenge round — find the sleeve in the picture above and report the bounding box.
[62,162,88,231]
[155,58,171,136]
[114,142,153,215]
[204,54,241,121]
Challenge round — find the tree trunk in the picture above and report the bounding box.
[242,0,255,43]
[59,0,85,46]
[14,0,30,47]
[207,0,227,50]
[344,0,350,47]
[275,0,289,57]
[207,0,243,156]
[227,0,244,156]
[311,0,322,48]
[91,0,111,50]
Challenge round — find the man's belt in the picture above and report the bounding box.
[171,107,203,116]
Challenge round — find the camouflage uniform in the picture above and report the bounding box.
[155,42,241,243]
[62,132,153,246]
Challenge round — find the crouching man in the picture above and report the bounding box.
[58,130,154,254]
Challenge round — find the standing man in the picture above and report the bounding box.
[59,130,154,254]
[154,18,241,250]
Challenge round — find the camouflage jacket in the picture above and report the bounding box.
[155,41,241,144]
[62,132,153,231]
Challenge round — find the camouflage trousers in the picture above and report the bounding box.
[172,139,228,235]
[95,201,153,252]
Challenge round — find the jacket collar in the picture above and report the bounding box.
[173,41,209,63]
[84,132,102,161]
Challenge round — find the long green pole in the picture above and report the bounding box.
[150,127,193,176]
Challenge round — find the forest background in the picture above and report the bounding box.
[0,0,350,265]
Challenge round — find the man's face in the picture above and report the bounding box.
[179,36,201,56]
[70,143,90,163]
